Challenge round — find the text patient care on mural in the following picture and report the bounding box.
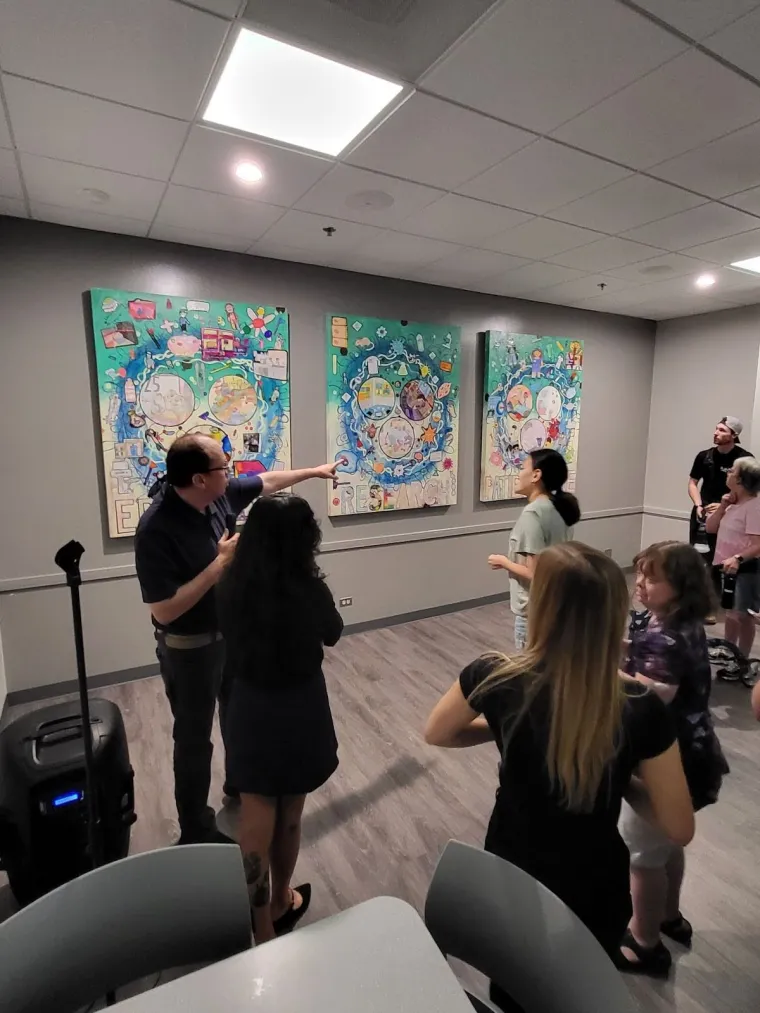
[326,314,461,516]
[480,331,583,503]
[90,289,291,537]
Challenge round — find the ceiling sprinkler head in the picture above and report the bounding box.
[322,226,337,237]
[597,282,607,291]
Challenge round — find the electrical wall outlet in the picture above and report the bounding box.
[339,596,353,608]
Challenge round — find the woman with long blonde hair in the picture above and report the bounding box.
[425,543,694,972]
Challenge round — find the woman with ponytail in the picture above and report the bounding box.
[425,544,694,1004]
[488,448,581,649]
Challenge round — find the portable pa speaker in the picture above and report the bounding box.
[0,697,135,905]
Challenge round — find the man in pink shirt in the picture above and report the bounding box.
[706,456,760,656]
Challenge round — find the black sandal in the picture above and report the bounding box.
[273,883,312,936]
[615,930,672,978]
[661,914,693,947]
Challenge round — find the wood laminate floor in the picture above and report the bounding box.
[2,602,760,1012]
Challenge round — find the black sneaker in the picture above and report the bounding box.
[177,827,235,846]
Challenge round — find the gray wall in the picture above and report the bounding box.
[0,218,655,694]
[643,305,760,549]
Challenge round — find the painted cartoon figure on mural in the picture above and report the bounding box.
[480,332,584,503]
[90,288,291,537]
[326,315,461,516]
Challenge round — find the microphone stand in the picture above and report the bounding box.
[54,540,103,869]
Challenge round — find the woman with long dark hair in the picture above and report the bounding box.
[218,494,343,943]
[425,543,694,1004]
[487,449,581,649]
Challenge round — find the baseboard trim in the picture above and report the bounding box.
[5,592,511,708]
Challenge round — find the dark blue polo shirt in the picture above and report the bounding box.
[134,476,263,634]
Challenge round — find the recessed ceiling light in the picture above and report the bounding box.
[731,255,760,274]
[695,273,716,289]
[234,161,263,184]
[80,187,110,205]
[204,29,403,157]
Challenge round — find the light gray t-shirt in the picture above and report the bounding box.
[508,496,571,616]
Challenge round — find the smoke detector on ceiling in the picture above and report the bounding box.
[345,189,395,211]
[79,188,111,205]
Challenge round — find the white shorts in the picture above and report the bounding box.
[619,800,675,869]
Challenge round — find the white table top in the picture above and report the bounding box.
[114,896,475,1013]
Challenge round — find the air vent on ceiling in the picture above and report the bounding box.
[325,0,418,26]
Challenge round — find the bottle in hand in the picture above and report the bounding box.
[721,571,737,610]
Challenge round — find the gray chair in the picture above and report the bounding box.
[0,843,252,1013]
[425,840,637,1013]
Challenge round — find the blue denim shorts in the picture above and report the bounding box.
[513,613,528,650]
[733,570,760,614]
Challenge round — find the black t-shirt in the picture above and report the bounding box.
[690,445,753,505]
[459,658,676,871]
[134,476,263,634]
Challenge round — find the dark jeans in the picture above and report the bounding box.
[155,635,229,840]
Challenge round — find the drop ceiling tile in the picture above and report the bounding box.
[0,148,23,199]
[712,266,760,296]
[346,93,535,190]
[0,98,12,148]
[256,210,384,253]
[170,126,333,207]
[420,0,686,134]
[551,174,706,233]
[724,186,760,215]
[459,139,630,215]
[576,290,646,315]
[249,238,351,269]
[538,274,643,305]
[622,203,760,251]
[190,0,242,15]
[0,0,227,119]
[480,218,602,259]
[350,231,458,267]
[295,165,443,227]
[651,121,760,198]
[4,77,188,181]
[547,236,664,271]
[553,50,760,169]
[413,247,531,285]
[20,154,165,219]
[682,228,760,264]
[632,0,760,40]
[155,184,284,239]
[485,262,589,296]
[149,223,251,252]
[703,7,760,78]
[396,194,532,245]
[30,203,149,236]
[604,252,720,282]
[0,195,27,217]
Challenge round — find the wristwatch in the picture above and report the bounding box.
[735,555,745,565]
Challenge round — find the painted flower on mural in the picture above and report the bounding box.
[376,326,388,338]
[443,457,453,470]
[390,339,405,356]
[247,306,275,337]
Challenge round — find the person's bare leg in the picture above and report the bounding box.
[664,847,685,922]
[724,610,741,647]
[239,793,277,944]
[623,866,667,956]
[270,794,307,921]
[737,612,756,657]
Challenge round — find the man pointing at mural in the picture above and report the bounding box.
[135,434,337,844]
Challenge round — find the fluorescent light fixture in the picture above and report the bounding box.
[234,161,263,184]
[204,29,403,157]
[695,273,716,289]
[731,255,760,274]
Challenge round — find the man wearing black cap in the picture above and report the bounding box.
[688,416,753,592]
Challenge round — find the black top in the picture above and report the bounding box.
[219,576,344,687]
[134,476,263,634]
[460,659,676,869]
[690,445,753,505]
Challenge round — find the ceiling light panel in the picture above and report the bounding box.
[204,29,403,156]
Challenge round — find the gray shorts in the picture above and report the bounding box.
[619,800,675,869]
[732,570,760,614]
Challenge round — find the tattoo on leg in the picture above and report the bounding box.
[243,851,271,908]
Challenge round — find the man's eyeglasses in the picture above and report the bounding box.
[204,466,230,474]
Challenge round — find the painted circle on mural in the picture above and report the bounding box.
[208,374,257,425]
[520,418,547,452]
[399,379,434,422]
[377,416,415,460]
[139,373,194,427]
[506,384,533,421]
[357,376,395,420]
[536,385,562,421]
